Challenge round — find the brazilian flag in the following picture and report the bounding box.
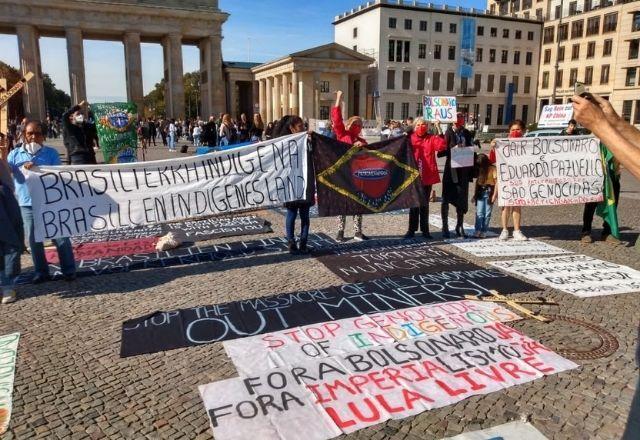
[596,144,620,239]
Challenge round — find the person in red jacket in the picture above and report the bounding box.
[404,118,446,239]
[331,90,369,241]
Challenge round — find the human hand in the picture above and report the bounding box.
[353,141,363,148]
[572,95,607,132]
[490,139,497,149]
[23,161,34,170]
[590,94,620,126]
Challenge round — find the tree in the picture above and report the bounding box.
[143,78,166,117]
[143,71,200,118]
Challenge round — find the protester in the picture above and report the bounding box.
[62,101,98,165]
[264,122,275,140]
[332,90,369,241]
[439,113,474,238]
[168,119,177,152]
[159,118,168,147]
[192,122,202,147]
[563,119,578,136]
[7,121,76,283]
[320,121,336,139]
[148,119,157,146]
[404,118,445,239]
[218,114,238,147]
[0,136,22,304]
[201,116,217,147]
[472,153,497,238]
[250,113,264,141]
[497,120,528,241]
[237,113,251,142]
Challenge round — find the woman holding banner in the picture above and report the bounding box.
[404,118,446,239]
[497,120,528,241]
[332,90,369,242]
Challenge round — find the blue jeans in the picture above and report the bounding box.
[286,205,310,242]
[21,206,75,277]
[474,188,494,234]
[193,134,201,147]
[0,242,21,288]
[169,132,176,150]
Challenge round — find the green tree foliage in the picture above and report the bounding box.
[144,71,200,118]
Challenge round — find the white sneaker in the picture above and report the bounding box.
[2,289,16,304]
[512,230,528,241]
[499,229,510,241]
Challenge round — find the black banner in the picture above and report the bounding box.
[120,268,538,357]
[313,135,424,216]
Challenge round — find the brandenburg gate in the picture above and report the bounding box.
[0,0,228,120]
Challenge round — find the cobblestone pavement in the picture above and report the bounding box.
[1,138,639,439]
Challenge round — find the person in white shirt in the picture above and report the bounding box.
[193,123,203,147]
[168,119,177,152]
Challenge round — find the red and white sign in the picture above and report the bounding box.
[537,104,574,128]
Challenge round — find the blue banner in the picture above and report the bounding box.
[459,18,476,79]
[505,83,515,124]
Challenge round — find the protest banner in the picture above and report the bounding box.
[495,136,604,207]
[199,322,577,440]
[490,254,640,297]
[120,269,537,357]
[313,135,424,216]
[442,421,549,440]
[537,104,574,128]
[71,223,165,244]
[24,133,308,241]
[224,300,521,375]
[0,333,19,435]
[92,102,139,163]
[163,215,271,242]
[314,242,477,282]
[45,237,158,263]
[428,215,497,238]
[450,238,571,258]
[450,146,475,169]
[423,96,457,123]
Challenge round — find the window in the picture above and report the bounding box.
[558,46,565,62]
[405,19,412,30]
[477,26,484,36]
[635,101,640,124]
[514,51,521,65]
[499,75,506,93]
[600,65,610,84]
[485,104,492,125]
[558,24,568,42]
[634,12,640,32]
[387,70,395,89]
[526,52,533,65]
[569,1,578,14]
[435,22,442,32]
[515,30,522,40]
[571,44,580,60]
[447,72,455,91]
[603,13,617,33]
[487,74,495,92]
[401,102,409,120]
[497,105,505,125]
[389,17,397,28]
[510,105,516,122]
[555,4,561,19]
[432,71,440,91]
[389,40,410,62]
[524,76,531,94]
[434,44,442,59]
[386,102,395,120]
[555,69,564,89]
[512,76,519,93]
[585,0,593,11]
[630,40,639,60]
[587,41,595,58]
[416,102,423,117]
[571,20,584,39]
[388,40,395,62]
[319,106,330,120]
[523,0,532,9]
[586,16,600,36]
[474,73,481,92]
[490,27,497,37]
[417,71,425,90]
[402,71,411,90]
[476,48,483,62]
[320,81,330,92]
[353,45,357,51]
[420,20,427,31]
[419,44,427,59]
[569,68,578,87]
[353,27,358,38]
[544,49,551,64]
[404,41,410,62]
[528,31,534,41]
[543,27,554,44]
[450,23,457,34]
[503,29,509,38]
[448,46,456,61]
[522,105,529,124]
[622,101,633,122]
[603,39,613,56]
[626,68,637,87]
[536,8,543,20]
[501,50,508,64]
[542,71,550,88]
[489,49,496,63]
[585,66,593,85]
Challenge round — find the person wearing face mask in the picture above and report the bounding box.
[404,118,446,239]
[62,101,98,165]
[496,120,527,241]
[7,121,77,283]
[331,90,369,242]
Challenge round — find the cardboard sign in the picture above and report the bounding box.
[495,136,604,207]
[537,104,574,128]
[163,215,272,242]
[451,146,475,169]
[0,333,19,435]
[442,421,549,439]
[451,238,571,258]
[491,254,640,297]
[423,96,458,123]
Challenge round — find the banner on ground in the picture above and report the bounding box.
[25,133,308,241]
[450,238,571,258]
[199,322,577,440]
[537,104,574,128]
[163,215,271,242]
[92,102,139,163]
[442,421,549,439]
[423,96,457,123]
[490,254,640,297]
[120,269,537,357]
[224,300,521,375]
[46,237,158,263]
[495,136,604,207]
[313,135,423,216]
[0,333,19,435]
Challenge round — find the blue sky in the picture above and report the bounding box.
[0,0,485,102]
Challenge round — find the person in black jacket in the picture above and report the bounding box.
[201,116,218,147]
[62,101,97,164]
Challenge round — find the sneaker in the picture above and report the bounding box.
[512,230,528,241]
[403,231,415,239]
[287,239,298,254]
[580,232,593,244]
[354,232,369,241]
[1,289,16,304]
[298,241,309,254]
[335,231,345,242]
[499,229,510,241]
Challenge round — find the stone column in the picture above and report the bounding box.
[265,76,273,122]
[199,34,225,117]
[313,71,320,119]
[162,33,185,119]
[340,73,349,116]
[252,80,259,115]
[281,73,290,115]
[358,73,367,119]
[65,28,86,107]
[291,71,300,116]
[258,79,266,120]
[16,25,46,121]
[273,74,281,119]
[123,32,144,114]
[229,81,237,117]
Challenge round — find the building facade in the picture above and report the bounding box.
[487,0,640,126]
[334,0,542,129]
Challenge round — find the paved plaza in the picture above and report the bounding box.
[1,140,639,439]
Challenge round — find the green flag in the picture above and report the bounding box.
[596,144,620,239]
[92,102,138,163]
